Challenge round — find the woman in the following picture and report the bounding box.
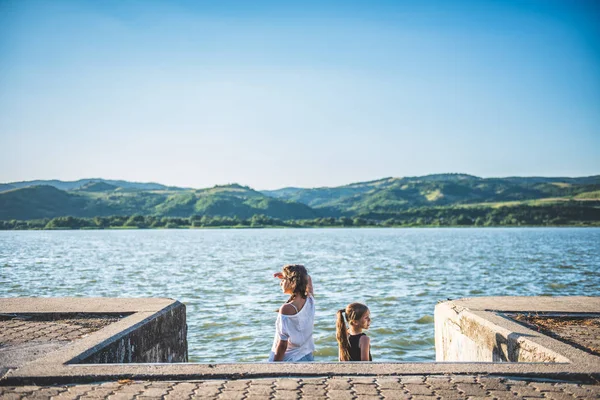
[268,264,315,362]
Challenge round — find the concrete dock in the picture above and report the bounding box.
[1,297,599,399]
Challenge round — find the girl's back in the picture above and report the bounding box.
[348,333,372,361]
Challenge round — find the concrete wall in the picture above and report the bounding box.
[435,301,568,363]
[74,302,188,364]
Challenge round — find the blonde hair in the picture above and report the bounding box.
[336,303,369,361]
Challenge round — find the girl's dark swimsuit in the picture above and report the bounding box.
[348,333,372,361]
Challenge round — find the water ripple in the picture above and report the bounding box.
[1,227,599,362]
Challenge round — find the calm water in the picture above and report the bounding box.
[1,228,599,362]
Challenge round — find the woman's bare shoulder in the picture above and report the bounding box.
[279,303,296,315]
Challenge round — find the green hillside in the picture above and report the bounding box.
[264,174,600,216]
[1,175,599,226]
[0,186,89,220]
[0,183,318,221]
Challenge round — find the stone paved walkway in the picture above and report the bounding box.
[1,375,599,399]
[0,314,122,345]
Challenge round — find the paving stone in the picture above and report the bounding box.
[116,384,147,393]
[543,393,580,400]
[528,382,558,392]
[352,385,378,395]
[190,394,217,400]
[479,380,509,391]
[435,393,467,400]
[217,391,246,400]
[168,382,197,394]
[400,376,426,384]
[300,385,326,396]
[376,378,401,389]
[193,386,221,397]
[327,379,352,390]
[273,389,298,399]
[380,389,410,399]
[146,382,175,389]
[275,379,301,390]
[404,383,436,395]
[198,381,224,386]
[30,388,66,397]
[561,386,599,398]
[139,388,169,397]
[427,376,452,385]
[301,378,327,385]
[435,389,466,398]
[247,385,273,396]
[505,379,528,387]
[511,386,544,398]
[2,376,599,400]
[164,394,192,400]
[351,377,376,385]
[451,376,478,384]
[250,379,274,386]
[458,384,489,395]
[106,394,136,400]
[326,389,355,399]
[52,392,83,400]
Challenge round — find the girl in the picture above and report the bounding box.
[268,264,315,362]
[336,303,372,361]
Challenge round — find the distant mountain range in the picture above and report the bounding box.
[1,174,599,221]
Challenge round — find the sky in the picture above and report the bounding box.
[1,0,599,189]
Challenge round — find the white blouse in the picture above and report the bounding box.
[268,295,315,361]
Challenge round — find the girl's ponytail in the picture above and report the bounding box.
[336,309,351,361]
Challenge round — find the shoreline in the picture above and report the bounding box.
[1,224,600,231]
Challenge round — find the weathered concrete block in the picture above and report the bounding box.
[434,297,598,363]
[77,302,187,364]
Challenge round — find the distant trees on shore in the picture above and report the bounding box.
[1,203,599,230]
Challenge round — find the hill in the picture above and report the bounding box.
[76,181,119,192]
[1,174,599,224]
[1,178,181,192]
[0,183,319,220]
[262,174,600,217]
[0,186,89,220]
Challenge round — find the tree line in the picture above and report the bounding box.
[1,203,599,230]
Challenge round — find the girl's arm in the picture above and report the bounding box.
[273,304,294,361]
[359,335,371,361]
[306,274,314,297]
[273,339,288,361]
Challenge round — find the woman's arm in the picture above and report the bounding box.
[306,274,314,297]
[273,339,288,361]
[359,335,371,361]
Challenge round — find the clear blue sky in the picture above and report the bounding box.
[1,0,599,189]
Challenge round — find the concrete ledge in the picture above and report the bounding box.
[2,296,599,387]
[0,298,187,384]
[3,361,600,385]
[435,297,599,372]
